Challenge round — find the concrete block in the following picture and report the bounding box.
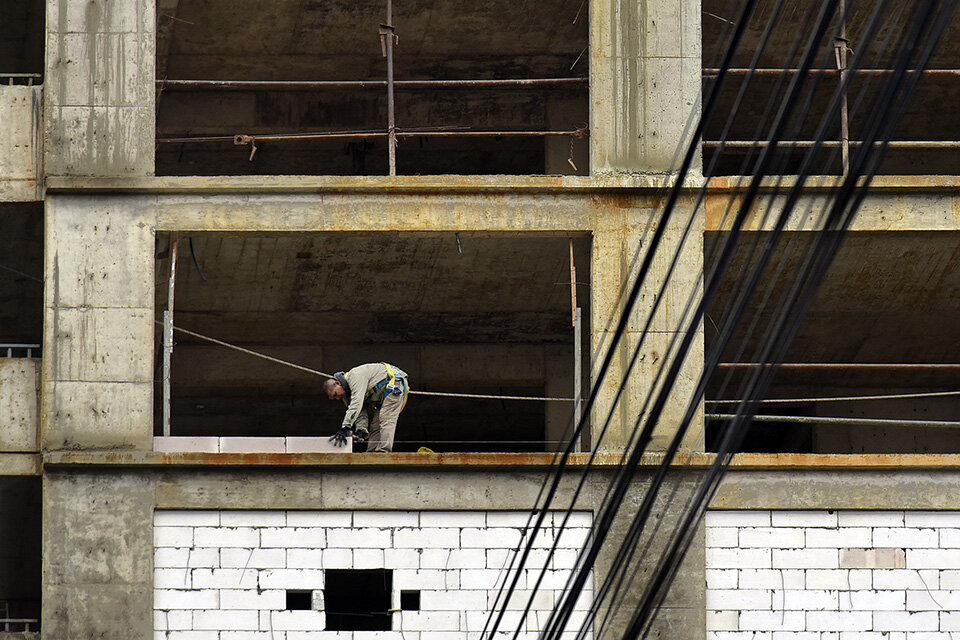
[489,588,554,611]
[194,527,259,548]
[906,590,960,611]
[0,359,39,451]
[219,437,285,453]
[739,611,806,631]
[738,569,804,589]
[706,590,772,610]
[707,569,738,589]
[191,569,257,589]
[287,511,351,527]
[221,511,287,527]
[258,568,324,589]
[941,612,960,631]
[741,527,805,548]
[706,527,739,548]
[155,568,191,589]
[905,512,960,528]
[806,528,871,548]
[770,511,837,527]
[384,548,421,569]
[486,512,535,527]
[154,547,219,569]
[395,611,461,631]
[322,548,353,569]
[327,527,391,548]
[352,510,418,527]
[155,589,219,610]
[420,589,488,611]
[805,569,870,590]
[772,548,840,569]
[219,548,285,569]
[780,589,839,610]
[839,512,904,527]
[154,437,220,453]
[353,548,384,569]
[805,611,873,631]
[261,527,325,548]
[155,609,192,631]
[874,569,937,590]
[220,589,285,610]
[286,549,325,569]
[154,526,195,547]
[873,528,938,548]
[421,511,486,527]
[155,511,221,527]
[285,436,351,453]
[268,610,326,631]
[445,548,487,569]
[872,611,938,631]
[192,609,260,631]
[939,529,960,548]
[707,548,772,569]
[460,569,508,590]
[707,610,740,632]
[708,511,772,527]
[841,548,906,569]
[395,527,460,549]
[394,569,447,590]
[461,528,523,548]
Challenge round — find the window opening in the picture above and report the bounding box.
[324,569,392,631]
[400,590,420,611]
[286,590,313,611]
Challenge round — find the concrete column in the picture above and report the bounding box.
[591,198,704,452]
[42,195,156,450]
[590,0,701,175]
[0,86,44,201]
[44,0,155,176]
[0,359,40,452]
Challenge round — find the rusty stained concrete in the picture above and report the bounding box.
[0,85,44,202]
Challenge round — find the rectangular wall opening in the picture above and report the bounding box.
[705,230,960,453]
[154,0,588,176]
[324,569,392,631]
[0,0,44,84]
[0,478,41,632]
[0,203,43,352]
[154,232,591,452]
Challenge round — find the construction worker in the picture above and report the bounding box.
[325,362,409,452]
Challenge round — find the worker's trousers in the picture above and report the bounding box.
[366,381,407,452]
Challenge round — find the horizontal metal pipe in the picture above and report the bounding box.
[708,413,960,429]
[157,78,589,91]
[158,129,587,144]
[703,68,960,76]
[717,363,960,369]
[705,141,960,148]
[708,389,960,404]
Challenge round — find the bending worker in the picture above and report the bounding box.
[324,362,409,452]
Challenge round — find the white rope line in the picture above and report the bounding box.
[707,389,960,404]
[167,323,576,402]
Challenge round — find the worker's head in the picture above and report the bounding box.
[324,378,346,400]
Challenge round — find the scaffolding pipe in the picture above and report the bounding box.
[717,363,960,369]
[703,68,960,76]
[704,140,960,148]
[162,232,180,437]
[708,414,960,429]
[157,129,589,144]
[836,0,850,174]
[156,78,589,90]
[384,0,397,176]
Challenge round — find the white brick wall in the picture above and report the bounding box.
[154,510,593,640]
[707,510,960,640]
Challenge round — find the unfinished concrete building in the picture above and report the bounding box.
[0,0,959,637]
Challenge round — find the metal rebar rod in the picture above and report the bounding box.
[155,78,589,91]
[162,232,180,437]
[157,129,589,144]
[703,68,960,76]
[708,389,960,404]
[385,0,396,176]
[704,140,960,148]
[708,413,960,428]
[717,362,960,369]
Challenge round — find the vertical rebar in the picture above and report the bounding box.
[574,307,582,451]
[386,0,397,176]
[837,0,850,174]
[162,232,180,437]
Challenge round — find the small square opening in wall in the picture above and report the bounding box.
[286,590,313,610]
[325,569,392,631]
[400,590,420,611]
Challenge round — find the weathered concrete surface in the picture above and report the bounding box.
[0,86,43,202]
[0,455,41,475]
[43,0,154,176]
[43,195,156,450]
[42,472,153,640]
[590,0,701,175]
[0,359,40,452]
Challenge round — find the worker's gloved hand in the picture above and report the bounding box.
[329,427,352,447]
[353,427,369,443]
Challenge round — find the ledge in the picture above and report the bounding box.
[0,453,41,475]
[40,451,960,470]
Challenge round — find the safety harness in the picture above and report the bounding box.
[339,363,409,411]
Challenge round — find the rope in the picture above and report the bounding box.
[165,323,575,403]
[708,389,960,404]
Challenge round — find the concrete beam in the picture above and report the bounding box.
[0,454,40,475]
